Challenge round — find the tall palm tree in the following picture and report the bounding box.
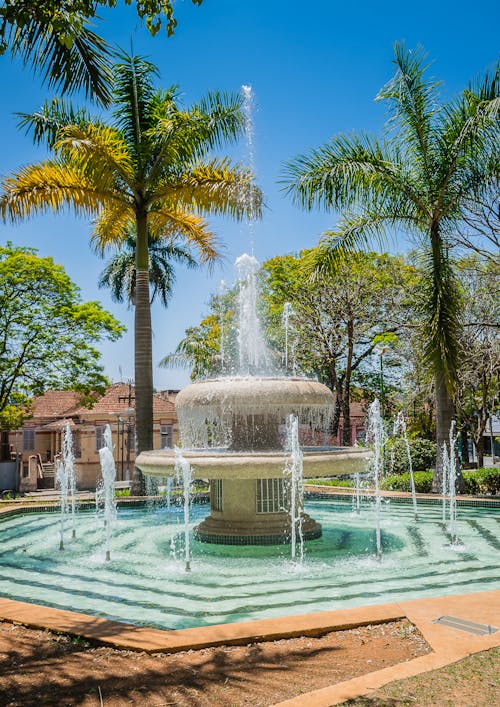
[1,52,261,494]
[282,44,499,487]
[98,231,198,307]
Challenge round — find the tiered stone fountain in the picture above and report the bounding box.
[136,254,369,545]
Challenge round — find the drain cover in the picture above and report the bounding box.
[433,616,498,636]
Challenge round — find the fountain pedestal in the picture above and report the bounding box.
[136,377,370,546]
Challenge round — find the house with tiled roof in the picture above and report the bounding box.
[8,383,179,492]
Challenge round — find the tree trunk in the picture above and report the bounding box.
[131,210,153,496]
[476,434,485,469]
[341,393,351,446]
[460,425,470,464]
[432,372,455,492]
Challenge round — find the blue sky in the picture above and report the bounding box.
[0,0,498,389]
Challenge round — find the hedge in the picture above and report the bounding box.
[381,467,500,495]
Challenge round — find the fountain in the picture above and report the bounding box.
[136,252,370,546]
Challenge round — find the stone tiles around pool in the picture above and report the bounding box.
[0,591,499,706]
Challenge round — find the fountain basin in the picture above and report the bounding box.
[136,447,370,479]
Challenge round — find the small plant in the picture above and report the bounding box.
[387,438,437,473]
[462,467,500,495]
[115,488,130,497]
[381,471,434,493]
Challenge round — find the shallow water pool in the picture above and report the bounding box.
[0,499,498,630]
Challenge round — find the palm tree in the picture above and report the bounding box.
[1,52,261,494]
[282,44,499,487]
[99,231,198,307]
[0,0,203,105]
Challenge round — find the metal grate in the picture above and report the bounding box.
[211,479,223,511]
[256,478,284,514]
[433,616,498,636]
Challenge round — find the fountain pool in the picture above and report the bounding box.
[1,498,498,630]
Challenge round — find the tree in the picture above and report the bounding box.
[455,256,500,467]
[98,231,198,306]
[261,250,417,444]
[282,43,499,488]
[0,0,203,105]
[0,242,124,428]
[1,53,261,494]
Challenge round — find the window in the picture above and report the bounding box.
[72,430,81,458]
[211,479,223,511]
[95,425,106,451]
[256,478,284,514]
[22,429,35,451]
[160,424,173,449]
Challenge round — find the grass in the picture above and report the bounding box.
[343,647,499,705]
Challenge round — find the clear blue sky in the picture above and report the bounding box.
[0,0,498,389]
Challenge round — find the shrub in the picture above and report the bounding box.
[462,467,500,496]
[380,471,434,493]
[305,478,355,487]
[388,438,436,473]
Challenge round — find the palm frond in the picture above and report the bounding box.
[148,209,220,264]
[376,42,440,180]
[55,124,136,191]
[16,98,97,148]
[4,8,112,105]
[154,159,262,220]
[0,161,114,222]
[281,132,425,216]
[91,204,134,254]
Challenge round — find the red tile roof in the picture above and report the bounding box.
[30,391,82,420]
[74,383,175,416]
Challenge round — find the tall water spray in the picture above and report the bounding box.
[219,279,226,372]
[175,448,192,572]
[393,412,418,520]
[235,253,269,373]
[284,414,304,562]
[56,457,68,551]
[241,84,256,255]
[282,302,294,373]
[63,423,77,538]
[367,399,386,559]
[98,424,116,561]
[443,420,458,545]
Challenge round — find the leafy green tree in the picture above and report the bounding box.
[0,0,203,105]
[1,53,261,494]
[261,250,417,443]
[282,43,499,486]
[455,256,500,467]
[0,242,124,428]
[99,231,198,306]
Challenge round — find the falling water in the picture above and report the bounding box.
[367,399,386,560]
[56,458,68,551]
[99,425,116,561]
[447,421,459,545]
[235,253,269,373]
[393,412,418,520]
[219,279,226,372]
[284,414,304,562]
[282,302,294,373]
[242,84,256,255]
[63,423,77,539]
[175,449,192,571]
[353,473,361,514]
[166,476,173,511]
[441,442,449,524]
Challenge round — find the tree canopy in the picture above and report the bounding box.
[0,242,124,429]
[0,1,203,104]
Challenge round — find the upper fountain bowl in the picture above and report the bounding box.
[176,376,334,451]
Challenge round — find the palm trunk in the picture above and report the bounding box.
[131,210,153,496]
[432,372,455,492]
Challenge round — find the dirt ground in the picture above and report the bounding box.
[0,619,429,706]
[345,646,499,707]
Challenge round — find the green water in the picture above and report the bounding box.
[0,499,498,630]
